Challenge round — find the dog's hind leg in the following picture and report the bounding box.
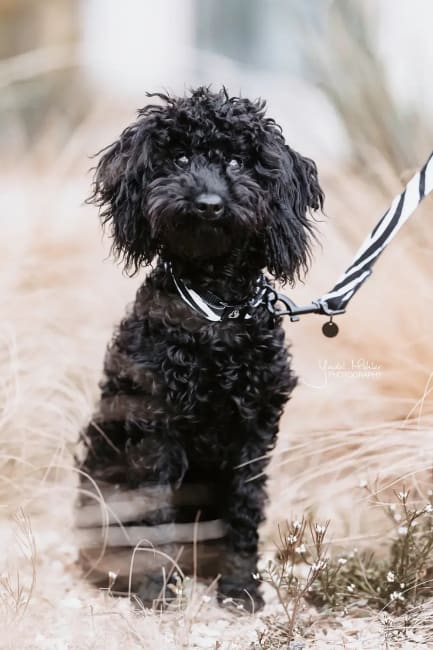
[76,413,189,600]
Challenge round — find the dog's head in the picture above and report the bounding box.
[90,87,324,285]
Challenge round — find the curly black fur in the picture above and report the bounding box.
[77,87,323,611]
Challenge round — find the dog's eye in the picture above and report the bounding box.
[227,159,241,172]
[177,155,189,167]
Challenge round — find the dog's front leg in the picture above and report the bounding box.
[217,445,269,612]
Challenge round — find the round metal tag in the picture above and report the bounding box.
[322,320,339,338]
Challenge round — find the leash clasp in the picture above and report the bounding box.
[265,288,302,322]
[264,285,345,322]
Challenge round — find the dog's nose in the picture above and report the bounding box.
[194,193,224,219]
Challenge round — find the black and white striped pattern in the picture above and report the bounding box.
[317,152,433,314]
[169,263,263,321]
[168,153,433,323]
[171,270,231,321]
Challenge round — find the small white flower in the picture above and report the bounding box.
[315,524,326,534]
[252,573,260,580]
[400,583,405,589]
[295,544,307,554]
[311,559,327,571]
[202,595,212,603]
[398,526,408,535]
[425,504,433,514]
[387,571,395,583]
[293,520,302,530]
[398,490,409,501]
[287,534,298,544]
[338,558,347,565]
[347,584,355,593]
[393,513,402,522]
[359,479,368,488]
[390,591,405,602]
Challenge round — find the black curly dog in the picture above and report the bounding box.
[77,87,323,611]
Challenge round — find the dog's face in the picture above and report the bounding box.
[90,87,323,284]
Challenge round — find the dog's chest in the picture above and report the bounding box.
[154,317,291,419]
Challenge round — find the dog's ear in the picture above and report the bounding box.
[88,118,157,273]
[264,141,324,286]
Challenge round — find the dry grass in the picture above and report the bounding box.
[266,169,433,541]
[0,154,432,647]
[1,3,433,642]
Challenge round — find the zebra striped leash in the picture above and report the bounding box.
[169,151,433,336]
[309,150,433,336]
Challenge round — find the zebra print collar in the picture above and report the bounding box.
[166,261,269,322]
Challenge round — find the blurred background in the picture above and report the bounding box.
[2,0,433,171]
[1,0,433,639]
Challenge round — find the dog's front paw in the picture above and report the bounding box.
[217,579,264,613]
